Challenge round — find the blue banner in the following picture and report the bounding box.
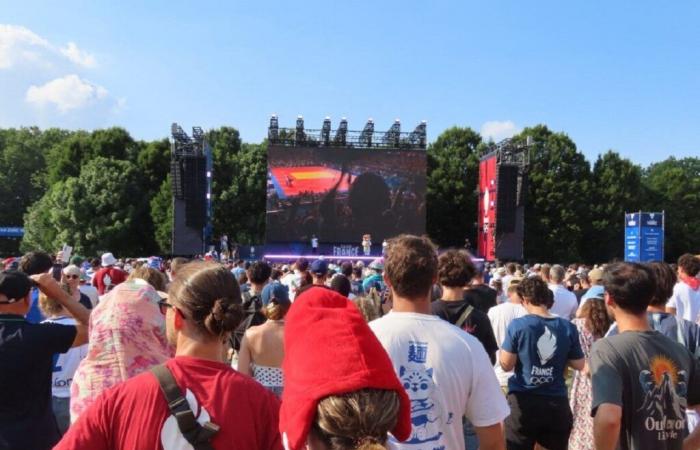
[624,212,664,262]
[0,227,23,238]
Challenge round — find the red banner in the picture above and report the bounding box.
[477,155,497,261]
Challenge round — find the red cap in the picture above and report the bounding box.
[279,287,411,450]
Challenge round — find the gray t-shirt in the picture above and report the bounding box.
[591,330,700,450]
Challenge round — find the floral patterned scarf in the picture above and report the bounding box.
[70,279,174,422]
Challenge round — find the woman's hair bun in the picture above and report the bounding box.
[204,298,243,336]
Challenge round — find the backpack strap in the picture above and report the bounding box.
[151,364,220,450]
[455,305,474,330]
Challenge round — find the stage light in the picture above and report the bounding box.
[383,119,401,146]
[408,121,427,149]
[295,115,305,144]
[334,117,348,145]
[268,114,279,142]
[321,117,331,146]
[359,118,375,147]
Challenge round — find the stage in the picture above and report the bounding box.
[270,166,350,198]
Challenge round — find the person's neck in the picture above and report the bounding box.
[441,287,464,301]
[614,310,651,333]
[646,305,666,314]
[508,297,522,304]
[392,294,432,314]
[525,304,552,317]
[175,335,227,363]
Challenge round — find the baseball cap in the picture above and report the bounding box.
[310,259,328,275]
[261,282,290,306]
[0,271,32,303]
[588,268,604,284]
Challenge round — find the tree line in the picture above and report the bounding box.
[0,125,697,262]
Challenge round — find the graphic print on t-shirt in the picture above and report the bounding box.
[160,389,212,450]
[531,326,557,385]
[400,341,453,448]
[638,355,688,442]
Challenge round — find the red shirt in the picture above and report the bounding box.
[55,356,282,450]
[92,267,127,295]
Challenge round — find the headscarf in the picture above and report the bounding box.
[70,279,174,422]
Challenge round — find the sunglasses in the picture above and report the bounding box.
[158,300,174,315]
[65,274,80,280]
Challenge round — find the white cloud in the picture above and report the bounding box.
[60,42,96,68]
[0,24,97,69]
[0,24,50,69]
[480,120,521,142]
[26,75,108,112]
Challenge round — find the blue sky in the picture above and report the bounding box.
[1,1,698,166]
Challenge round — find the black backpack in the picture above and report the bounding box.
[231,292,266,352]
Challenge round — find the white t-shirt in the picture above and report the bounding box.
[280,271,302,301]
[42,316,88,398]
[79,284,99,307]
[666,282,700,323]
[488,302,527,386]
[548,284,578,320]
[369,312,509,450]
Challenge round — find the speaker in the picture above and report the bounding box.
[496,164,518,234]
[183,156,207,229]
[171,160,184,199]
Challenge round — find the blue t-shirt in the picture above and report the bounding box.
[502,315,584,396]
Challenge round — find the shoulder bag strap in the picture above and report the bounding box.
[151,364,220,450]
[455,305,475,330]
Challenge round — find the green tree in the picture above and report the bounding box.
[23,157,156,256]
[150,176,173,253]
[513,125,592,262]
[643,157,700,260]
[426,127,482,247]
[585,151,644,262]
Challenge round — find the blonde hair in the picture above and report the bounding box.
[38,291,65,317]
[263,300,290,321]
[352,296,380,323]
[128,266,168,292]
[310,388,399,450]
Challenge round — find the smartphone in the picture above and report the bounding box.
[51,263,63,282]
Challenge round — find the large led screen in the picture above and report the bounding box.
[266,145,426,243]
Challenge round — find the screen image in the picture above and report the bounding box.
[266,145,426,243]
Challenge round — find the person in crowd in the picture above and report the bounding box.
[362,259,386,293]
[548,264,578,319]
[573,271,590,303]
[168,256,189,282]
[666,253,700,322]
[39,291,89,435]
[0,270,90,450]
[91,252,128,295]
[539,263,551,283]
[492,279,507,305]
[238,271,250,294]
[500,277,585,450]
[232,259,246,279]
[69,277,174,422]
[330,273,353,298]
[350,266,365,296]
[370,235,509,450]
[579,267,605,307]
[592,262,700,450]
[468,266,498,313]
[502,263,517,290]
[432,249,498,364]
[353,295,381,323]
[56,261,282,449]
[78,271,99,307]
[488,280,527,391]
[280,286,411,450]
[282,257,309,301]
[568,297,611,450]
[606,261,700,434]
[237,283,290,398]
[18,250,56,323]
[127,265,168,292]
[246,261,272,298]
[310,259,329,286]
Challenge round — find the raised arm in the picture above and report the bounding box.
[31,272,90,347]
